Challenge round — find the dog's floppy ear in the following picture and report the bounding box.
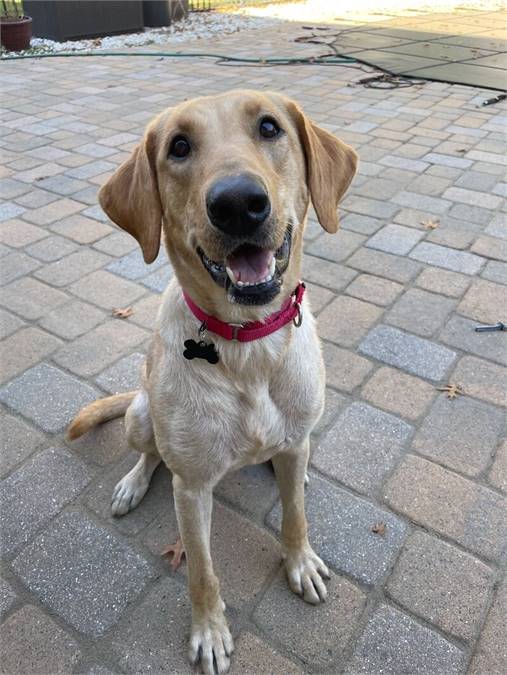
[287,101,358,233]
[99,123,162,263]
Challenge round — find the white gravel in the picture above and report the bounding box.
[23,12,275,54]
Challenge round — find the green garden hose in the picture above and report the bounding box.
[0,50,356,65]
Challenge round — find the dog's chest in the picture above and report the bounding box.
[187,375,319,469]
[156,357,321,474]
[154,302,325,476]
[218,335,324,462]
[235,381,302,463]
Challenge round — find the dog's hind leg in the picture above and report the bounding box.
[111,390,161,516]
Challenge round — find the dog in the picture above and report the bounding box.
[69,89,357,674]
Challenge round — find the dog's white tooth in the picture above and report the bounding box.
[265,274,272,283]
[269,257,276,276]
[225,266,237,284]
[236,280,244,287]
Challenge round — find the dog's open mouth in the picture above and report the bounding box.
[197,227,292,305]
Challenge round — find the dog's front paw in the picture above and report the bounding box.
[283,546,330,605]
[189,611,234,675]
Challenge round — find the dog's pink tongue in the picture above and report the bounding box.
[227,248,273,284]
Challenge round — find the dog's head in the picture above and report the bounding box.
[99,90,357,309]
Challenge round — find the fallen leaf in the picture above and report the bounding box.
[112,306,133,319]
[421,218,440,229]
[457,148,467,154]
[372,522,386,536]
[161,539,186,571]
[437,383,463,399]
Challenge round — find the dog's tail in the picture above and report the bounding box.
[67,391,137,441]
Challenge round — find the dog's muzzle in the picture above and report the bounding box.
[197,225,292,306]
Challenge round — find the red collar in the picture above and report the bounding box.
[183,282,305,342]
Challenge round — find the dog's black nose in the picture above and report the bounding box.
[206,174,270,236]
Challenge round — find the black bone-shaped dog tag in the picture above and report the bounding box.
[183,339,219,364]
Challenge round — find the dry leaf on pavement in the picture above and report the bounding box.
[371,522,386,536]
[112,306,134,319]
[161,539,186,571]
[437,383,463,399]
[421,218,440,229]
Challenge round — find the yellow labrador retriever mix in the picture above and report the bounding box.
[69,89,357,674]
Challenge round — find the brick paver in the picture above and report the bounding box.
[361,366,435,420]
[0,579,16,617]
[0,363,100,432]
[384,455,507,562]
[489,439,507,493]
[253,572,365,670]
[109,578,193,675]
[215,462,279,520]
[469,579,507,675]
[0,409,45,477]
[409,241,485,274]
[359,324,457,380]
[346,604,466,674]
[345,273,404,306]
[0,606,81,674]
[12,511,157,636]
[366,223,425,255]
[1,447,93,555]
[1,10,505,674]
[441,315,507,365]
[0,326,62,384]
[318,296,383,347]
[231,632,303,675]
[386,287,456,337]
[411,395,504,476]
[386,531,495,640]
[53,320,148,376]
[457,278,507,324]
[415,266,471,297]
[313,402,412,495]
[452,355,506,407]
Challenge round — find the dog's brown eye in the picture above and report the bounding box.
[169,135,191,159]
[259,117,281,139]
